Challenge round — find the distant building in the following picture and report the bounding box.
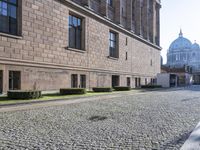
[159,65,193,87]
[166,30,200,84]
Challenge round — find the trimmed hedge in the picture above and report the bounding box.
[113,86,131,91]
[7,90,42,100]
[92,87,113,92]
[60,88,86,95]
[141,85,162,88]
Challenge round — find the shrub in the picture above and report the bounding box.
[60,88,86,95]
[7,90,42,100]
[92,87,113,92]
[113,86,131,91]
[141,85,162,88]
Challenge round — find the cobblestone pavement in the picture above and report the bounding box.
[1,86,200,150]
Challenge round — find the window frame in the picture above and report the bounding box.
[109,31,119,58]
[150,59,153,66]
[9,70,21,90]
[127,77,131,87]
[68,13,85,51]
[71,74,78,88]
[0,0,21,36]
[0,70,3,93]
[112,75,120,87]
[80,74,86,88]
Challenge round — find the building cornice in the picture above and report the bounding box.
[61,0,162,51]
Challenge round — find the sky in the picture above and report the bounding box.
[160,0,200,64]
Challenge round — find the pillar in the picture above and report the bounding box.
[126,0,133,31]
[100,0,108,17]
[141,0,149,40]
[155,2,161,46]
[135,0,141,36]
[148,0,155,43]
[114,0,121,24]
[81,0,91,8]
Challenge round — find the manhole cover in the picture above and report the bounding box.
[88,116,107,122]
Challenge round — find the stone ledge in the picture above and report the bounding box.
[65,47,86,53]
[107,56,119,60]
[0,32,23,39]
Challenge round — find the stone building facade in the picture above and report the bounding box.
[0,0,161,93]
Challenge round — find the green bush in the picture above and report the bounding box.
[113,86,131,91]
[141,85,162,88]
[60,88,86,95]
[7,90,42,100]
[92,87,113,92]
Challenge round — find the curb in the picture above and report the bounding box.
[0,93,119,108]
[0,87,178,108]
[181,122,200,150]
[0,89,146,108]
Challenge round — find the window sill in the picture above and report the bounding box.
[107,56,119,60]
[0,32,23,39]
[65,47,86,53]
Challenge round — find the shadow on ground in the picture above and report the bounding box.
[150,85,200,93]
[159,130,192,149]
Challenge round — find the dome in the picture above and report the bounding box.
[191,42,200,50]
[169,30,192,52]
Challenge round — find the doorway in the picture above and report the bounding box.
[112,75,120,87]
[170,74,177,87]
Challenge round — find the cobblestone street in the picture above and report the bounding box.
[1,86,200,149]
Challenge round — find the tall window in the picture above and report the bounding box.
[127,77,131,87]
[71,74,78,88]
[135,78,141,88]
[135,78,138,88]
[0,0,18,35]
[107,0,113,7]
[69,14,82,50]
[138,78,141,87]
[0,70,2,93]
[145,78,147,85]
[80,75,86,88]
[9,71,21,90]
[109,31,118,58]
[126,52,128,60]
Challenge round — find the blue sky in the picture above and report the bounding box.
[160,0,200,64]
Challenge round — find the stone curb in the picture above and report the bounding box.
[181,122,200,150]
[0,87,176,109]
[0,92,141,112]
[0,93,121,108]
[0,90,146,108]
